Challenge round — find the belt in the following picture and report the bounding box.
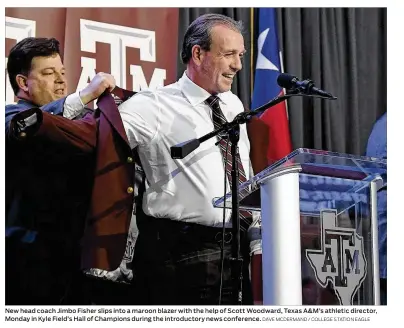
[144,217,241,244]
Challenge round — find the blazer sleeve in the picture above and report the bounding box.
[7,107,97,155]
[5,97,66,134]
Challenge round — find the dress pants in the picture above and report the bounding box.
[132,216,253,305]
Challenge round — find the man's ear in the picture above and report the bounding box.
[16,74,29,92]
[191,45,205,66]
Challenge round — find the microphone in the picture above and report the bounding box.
[277,73,336,99]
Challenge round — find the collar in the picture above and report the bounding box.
[17,98,38,109]
[179,71,229,107]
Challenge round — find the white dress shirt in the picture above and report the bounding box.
[119,72,253,227]
[63,92,86,119]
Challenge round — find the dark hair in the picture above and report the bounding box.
[7,37,61,95]
[180,13,243,64]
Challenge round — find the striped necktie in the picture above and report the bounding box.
[205,95,252,232]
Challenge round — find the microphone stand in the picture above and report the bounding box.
[228,124,242,305]
[170,93,295,305]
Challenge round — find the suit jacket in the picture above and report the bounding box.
[6,96,93,227]
[6,96,93,249]
[7,92,136,273]
[5,97,95,304]
[81,93,136,270]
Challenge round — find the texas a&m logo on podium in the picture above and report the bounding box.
[306,209,367,305]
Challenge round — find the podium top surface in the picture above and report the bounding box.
[255,148,387,182]
[213,148,387,211]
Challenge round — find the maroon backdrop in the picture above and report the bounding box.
[5,8,179,105]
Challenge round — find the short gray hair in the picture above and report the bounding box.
[181,13,244,64]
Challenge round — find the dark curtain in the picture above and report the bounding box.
[276,8,387,155]
[177,8,387,156]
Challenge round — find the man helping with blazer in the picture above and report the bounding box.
[5,37,116,304]
[7,91,139,305]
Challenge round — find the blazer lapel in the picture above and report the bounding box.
[96,91,130,145]
[111,86,136,103]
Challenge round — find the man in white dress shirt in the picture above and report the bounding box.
[119,13,259,305]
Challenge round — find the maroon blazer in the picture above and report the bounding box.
[81,93,135,270]
[8,91,135,271]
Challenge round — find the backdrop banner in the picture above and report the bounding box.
[5,8,179,106]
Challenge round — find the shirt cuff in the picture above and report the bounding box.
[248,214,262,255]
[63,92,85,120]
[248,228,262,255]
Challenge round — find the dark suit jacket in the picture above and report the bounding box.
[6,96,93,247]
[7,92,135,273]
[5,97,96,304]
[5,96,93,228]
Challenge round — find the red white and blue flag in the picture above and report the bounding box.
[251,8,292,164]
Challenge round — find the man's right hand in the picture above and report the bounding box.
[79,72,116,105]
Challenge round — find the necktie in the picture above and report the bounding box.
[205,95,252,232]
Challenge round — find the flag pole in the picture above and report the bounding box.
[250,7,254,103]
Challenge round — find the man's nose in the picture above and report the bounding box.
[231,56,242,71]
[55,72,66,83]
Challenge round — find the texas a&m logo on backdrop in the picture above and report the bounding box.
[5,8,179,105]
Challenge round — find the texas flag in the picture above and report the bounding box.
[251,8,292,164]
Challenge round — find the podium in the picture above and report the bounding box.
[213,148,387,305]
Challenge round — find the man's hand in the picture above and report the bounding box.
[79,72,116,105]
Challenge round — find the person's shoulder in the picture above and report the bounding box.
[371,112,387,134]
[378,112,387,126]
[126,82,183,107]
[5,102,24,111]
[154,80,183,99]
[223,90,243,103]
[118,88,164,114]
[5,102,29,116]
[127,81,181,100]
[119,89,158,109]
[222,91,244,111]
[366,112,387,156]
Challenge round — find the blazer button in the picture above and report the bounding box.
[127,156,133,163]
[127,187,134,194]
